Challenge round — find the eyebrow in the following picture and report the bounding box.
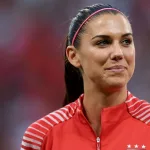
[91,33,133,40]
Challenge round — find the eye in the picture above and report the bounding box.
[95,39,111,47]
[121,39,132,46]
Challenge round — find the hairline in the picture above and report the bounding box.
[75,11,130,48]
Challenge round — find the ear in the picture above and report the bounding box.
[66,45,81,68]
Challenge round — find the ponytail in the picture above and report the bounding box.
[63,37,83,106]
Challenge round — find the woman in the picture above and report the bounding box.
[21,3,150,150]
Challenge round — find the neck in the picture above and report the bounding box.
[82,83,127,136]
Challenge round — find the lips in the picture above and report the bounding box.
[105,65,126,72]
[106,65,126,70]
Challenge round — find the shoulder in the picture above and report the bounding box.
[20,101,77,150]
[126,92,150,126]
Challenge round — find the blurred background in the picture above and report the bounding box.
[1,0,150,149]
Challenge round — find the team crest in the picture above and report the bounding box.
[127,144,146,150]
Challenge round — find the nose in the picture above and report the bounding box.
[110,43,124,61]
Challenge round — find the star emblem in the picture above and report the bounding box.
[127,144,146,149]
[127,144,131,148]
[142,145,146,149]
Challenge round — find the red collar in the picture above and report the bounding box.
[74,91,150,125]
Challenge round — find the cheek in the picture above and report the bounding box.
[80,49,108,76]
[124,48,135,66]
[81,48,108,65]
[124,48,135,77]
[91,48,109,65]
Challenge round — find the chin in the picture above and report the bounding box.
[105,77,128,90]
[108,82,125,88]
[107,80,127,88]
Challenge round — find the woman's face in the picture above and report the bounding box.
[77,13,135,91]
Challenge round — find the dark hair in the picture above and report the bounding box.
[63,4,124,106]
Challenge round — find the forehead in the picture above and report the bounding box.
[84,14,132,37]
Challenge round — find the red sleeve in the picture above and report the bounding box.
[20,119,52,150]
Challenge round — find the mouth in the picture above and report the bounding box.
[105,65,127,72]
